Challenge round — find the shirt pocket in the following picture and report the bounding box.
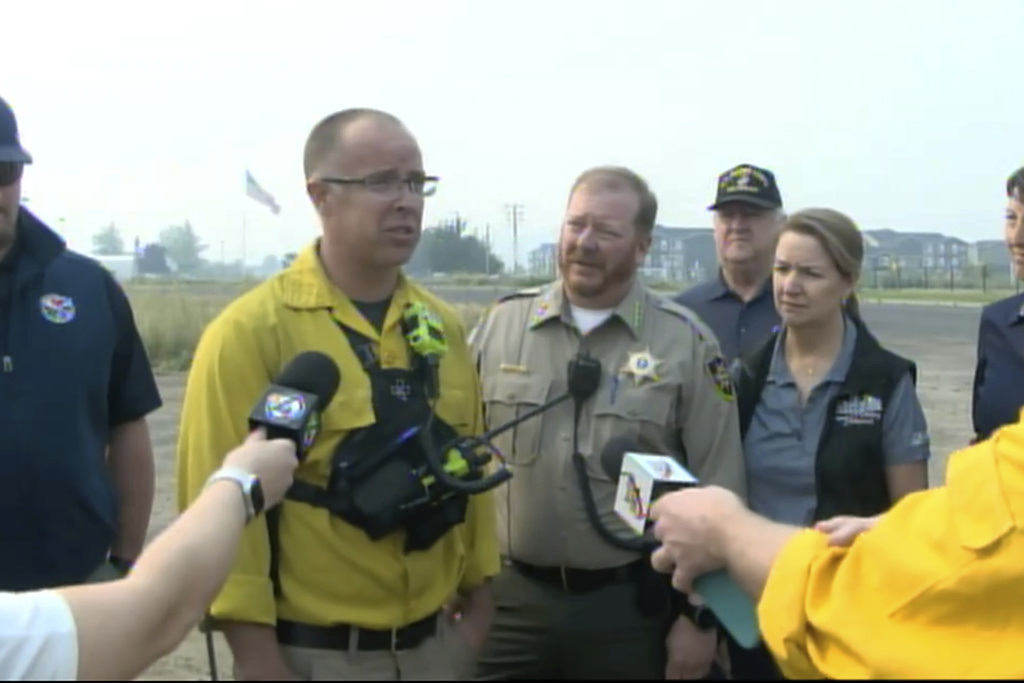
[435,387,476,433]
[586,382,676,480]
[481,372,553,467]
[299,384,376,482]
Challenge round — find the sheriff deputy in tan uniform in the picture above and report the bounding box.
[469,165,747,681]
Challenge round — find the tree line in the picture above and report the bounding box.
[92,214,505,278]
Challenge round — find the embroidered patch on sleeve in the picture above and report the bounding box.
[706,356,735,401]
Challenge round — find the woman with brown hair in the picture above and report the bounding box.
[971,166,1024,444]
[726,208,932,679]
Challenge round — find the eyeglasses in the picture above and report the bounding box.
[0,163,24,187]
[316,171,439,198]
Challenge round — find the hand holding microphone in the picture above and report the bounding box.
[222,430,299,510]
[211,351,342,519]
[247,350,341,460]
[600,437,761,649]
[647,486,748,589]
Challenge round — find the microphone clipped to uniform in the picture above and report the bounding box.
[248,350,342,460]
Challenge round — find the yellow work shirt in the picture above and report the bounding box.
[175,241,500,630]
[758,408,1024,680]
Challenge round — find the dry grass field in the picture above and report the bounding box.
[125,281,496,373]
[126,281,979,680]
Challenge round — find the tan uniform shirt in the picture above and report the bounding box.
[469,277,747,569]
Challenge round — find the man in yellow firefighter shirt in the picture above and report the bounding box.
[176,108,499,680]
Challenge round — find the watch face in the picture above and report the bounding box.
[250,477,265,516]
[696,607,716,630]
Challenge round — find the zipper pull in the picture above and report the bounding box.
[2,355,12,373]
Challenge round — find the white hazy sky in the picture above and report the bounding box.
[3,0,1022,266]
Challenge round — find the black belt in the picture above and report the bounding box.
[276,611,440,652]
[509,559,641,594]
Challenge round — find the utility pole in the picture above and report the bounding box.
[485,223,492,276]
[505,203,524,277]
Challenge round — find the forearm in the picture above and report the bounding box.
[459,580,494,632]
[718,510,802,602]
[222,621,294,679]
[107,419,156,559]
[131,480,248,644]
[60,479,251,681]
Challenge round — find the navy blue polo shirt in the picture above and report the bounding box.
[674,272,781,362]
[0,208,162,591]
[972,291,1024,442]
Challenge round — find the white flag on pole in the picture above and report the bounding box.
[245,170,281,214]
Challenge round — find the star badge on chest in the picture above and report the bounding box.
[621,348,662,385]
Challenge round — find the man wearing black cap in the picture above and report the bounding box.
[675,164,784,363]
[0,95,162,592]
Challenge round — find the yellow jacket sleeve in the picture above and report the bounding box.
[174,306,278,626]
[454,328,501,592]
[757,425,1024,680]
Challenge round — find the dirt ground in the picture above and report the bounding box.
[137,303,979,680]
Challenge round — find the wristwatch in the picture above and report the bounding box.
[676,594,717,632]
[691,604,717,632]
[204,467,265,523]
[108,555,134,576]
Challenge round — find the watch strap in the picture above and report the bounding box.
[204,466,260,523]
[108,555,134,576]
[674,591,718,631]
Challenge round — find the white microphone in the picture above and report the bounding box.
[612,451,698,536]
[600,437,762,649]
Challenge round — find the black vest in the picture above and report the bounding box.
[736,318,917,522]
[268,316,471,595]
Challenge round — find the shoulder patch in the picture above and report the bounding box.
[706,354,735,401]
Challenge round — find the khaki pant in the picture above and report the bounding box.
[473,562,670,680]
[280,615,478,681]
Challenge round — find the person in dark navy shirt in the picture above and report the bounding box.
[675,164,783,362]
[972,165,1024,443]
[0,95,162,590]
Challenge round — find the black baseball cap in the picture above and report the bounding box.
[708,163,781,211]
[0,96,33,164]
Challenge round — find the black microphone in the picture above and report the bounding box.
[248,351,341,460]
[568,352,602,402]
[599,436,642,482]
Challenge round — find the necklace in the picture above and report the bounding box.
[791,361,823,377]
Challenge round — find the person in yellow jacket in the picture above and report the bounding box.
[176,108,499,681]
[648,408,1024,680]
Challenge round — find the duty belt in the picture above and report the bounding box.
[276,611,441,652]
[508,558,642,594]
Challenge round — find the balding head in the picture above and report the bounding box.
[305,107,428,282]
[303,108,406,180]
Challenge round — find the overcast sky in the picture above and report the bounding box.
[4,0,1022,267]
